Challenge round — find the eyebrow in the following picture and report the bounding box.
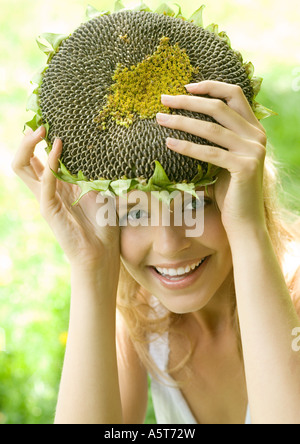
[117,198,149,215]
[117,188,208,213]
[118,202,137,210]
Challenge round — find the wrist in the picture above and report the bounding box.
[70,260,120,305]
[225,221,270,251]
[70,260,104,276]
[70,252,120,275]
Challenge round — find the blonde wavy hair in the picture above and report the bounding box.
[116,150,300,382]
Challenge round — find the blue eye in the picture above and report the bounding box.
[127,209,148,221]
[183,197,212,212]
[184,197,205,211]
[119,209,148,226]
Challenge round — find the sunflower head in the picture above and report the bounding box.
[25,1,275,205]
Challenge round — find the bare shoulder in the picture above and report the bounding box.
[116,309,148,424]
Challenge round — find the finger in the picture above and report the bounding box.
[166,138,244,173]
[156,113,250,154]
[40,138,63,214]
[161,94,266,145]
[69,191,99,229]
[12,127,46,174]
[184,80,262,130]
[12,126,46,198]
[166,137,240,171]
[30,156,45,179]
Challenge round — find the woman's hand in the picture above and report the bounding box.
[157,80,268,238]
[12,127,120,271]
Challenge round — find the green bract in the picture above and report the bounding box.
[25,1,276,206]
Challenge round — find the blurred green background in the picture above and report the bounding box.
[0,0,299,424]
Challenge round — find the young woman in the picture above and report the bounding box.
[12,80,300,424]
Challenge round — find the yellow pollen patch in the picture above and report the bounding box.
[94,36,199,130]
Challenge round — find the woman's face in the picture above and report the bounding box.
[117,187,233,314]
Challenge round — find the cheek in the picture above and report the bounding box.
[203,206,229,248]
[120,227,150,266]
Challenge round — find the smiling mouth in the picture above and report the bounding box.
[151,257,208,281]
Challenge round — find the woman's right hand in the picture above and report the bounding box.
[12,126,120,273]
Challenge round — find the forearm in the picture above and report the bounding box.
[54,266,123,424]
[229,226,300,424]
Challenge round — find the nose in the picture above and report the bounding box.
[152,224,191,258]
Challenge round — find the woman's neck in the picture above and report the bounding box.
[188,272,236,338]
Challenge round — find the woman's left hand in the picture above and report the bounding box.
[156,80,268,238]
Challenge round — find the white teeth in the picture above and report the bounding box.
[155,258,206,277]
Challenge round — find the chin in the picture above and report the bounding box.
[155,290,215,314]
[150,268,234,315]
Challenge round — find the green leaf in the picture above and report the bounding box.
[233,49,243,63]
[43,122,50,138]
[244,61,254,80]
[114,0,125,12]
[251,76,263,98]
[36,38,54,57]
[191,164,203,183]
[110,179,134,196]
[188,5,205,27]
[50,156,221,206]
[205,23,219,35]
[71,182,96,206]
[218,31,231,48]
[151,160,172,186]
[50,167,99,206]
[89,180,112,192]
[54,162,75,183]
[252,102,278,120]
[77,170,88,181]
[49,155,220,206]
[155,3,176,16]
[54,161,79,184]
[50,160,112,204]
[24,114,41,132]
[30,69,45,87]
[203,163,221,180]
[26,91,40,113]
[173,3,184,20]
[196,177,218,187]
[36,33,68,65]
[136,180,163,193]
[86,5,102,19]
[133,1,151,12]
[38,33,68,52]
[169,182,197,196]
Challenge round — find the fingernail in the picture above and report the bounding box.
[166,137,179,147]
[156,113,170,123]
[34,126,44,136]
[53,137,62,150]
[161,94,173,103]
[184,83,198,89]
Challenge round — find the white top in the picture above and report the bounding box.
[149,329,251,424]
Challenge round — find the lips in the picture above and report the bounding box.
[148,256,210,290]
[154,257,206,278]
